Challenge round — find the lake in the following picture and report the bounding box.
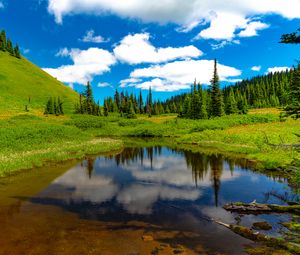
[0,145,296,255]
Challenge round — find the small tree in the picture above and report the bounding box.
[6,38,14,55]
[210,59,224,117]
[0,30,6,51]
[103,101,109,116]
[284,64,300,119]
[14,44,21,58]
[225,88,238,115]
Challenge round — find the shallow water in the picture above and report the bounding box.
[0,146,296,255]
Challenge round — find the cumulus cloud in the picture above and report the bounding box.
[43,47,116,85]
[238,21,269,37]
[121,59,241,92]
[267,66,290,73]
[251,65,261,71]
[97,82,113,88]
[55,47,69,57]
[47,0,299,42]
[80,29,110,43]
[0,1,4,9]
[114,33,202,64]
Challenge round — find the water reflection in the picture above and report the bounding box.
[35,146,291,219]
[2,146,296,255]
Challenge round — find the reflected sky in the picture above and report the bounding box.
[36,146,294,219]
[20,146,298,254]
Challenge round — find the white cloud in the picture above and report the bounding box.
[55,47,69,57]
[197,12,248,41]
[121,59,241,92]
[211,39,240,50]
[267,66,290,73]
[238,21,269,37]
[47,0,300,42]
[251,65,261,71]
[0,1,4,9]
[43,47,116,85]
[97,82,113,88]
[80,29,110,43]
[114,33,202,64]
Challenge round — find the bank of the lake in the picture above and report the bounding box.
[0,111,299,185]
[0,114,123,177]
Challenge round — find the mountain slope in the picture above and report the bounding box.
[0,51,78,115]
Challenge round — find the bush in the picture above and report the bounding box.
[65,115,106,130]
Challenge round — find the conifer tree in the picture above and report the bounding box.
[284,64,300,119]
[6,38,14,55]
[147,87,153,117]
[126,100,136,118]
[182,95,191,118]
[84,81,93,114]
[225,88,238,114]
[114,90,120,111]
[210,59,224,117]
[103,101,109,116]
[57,97,64,115]
[138,90,143,114]
[199,88,208,119]
[0,30,6,51]
[14,44,21,58]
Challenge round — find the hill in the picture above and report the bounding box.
[0,51,78,115]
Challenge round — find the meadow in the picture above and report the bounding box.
[1,110,299,182]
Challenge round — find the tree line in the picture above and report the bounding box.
[0,30,21,58]
[71,60,299,120]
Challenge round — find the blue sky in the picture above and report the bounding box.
[1,0,300,103]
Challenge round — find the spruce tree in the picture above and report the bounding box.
[14,44,21,58]
[138,90,143,114]
[103,101,109,116]
[199,88,208,119]
[57,97,64,115]
[225,88,238,115]
[84,81,94,114]
[182,95,191,118]
[210,59,224,117]
[6,38,14,55]
[114,90,120,111]
[284,64,300,119]
[0,30,6,51]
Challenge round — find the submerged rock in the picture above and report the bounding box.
[142,235,154,241]
[252,221,272,231]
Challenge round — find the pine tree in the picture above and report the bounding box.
[6,38,14,55]
[57,97,64,115]
[284,64,300,119]
[211,59,224,117]
[190,80,201,119]
[199,88,208,119]
[103,101,109,116]
[44,97,54,115]
[114,90,120,111]
[0,30,6,51]
[14,44,21,58]
[126,100,136,118]
[84,81,94,114]
[138,89,143,114]
[225,88,238,115]
[182,95,191,118]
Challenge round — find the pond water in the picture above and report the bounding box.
[0,145,297,255]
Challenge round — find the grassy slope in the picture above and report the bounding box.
[0,52,123,175]
[0,51,78,115]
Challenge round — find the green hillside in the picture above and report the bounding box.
[0,51,78,115]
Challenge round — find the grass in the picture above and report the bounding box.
[0,114,123,176]
[0,109,299,180]
[0,51,78,115]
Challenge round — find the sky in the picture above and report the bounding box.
[0,0,300,102]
